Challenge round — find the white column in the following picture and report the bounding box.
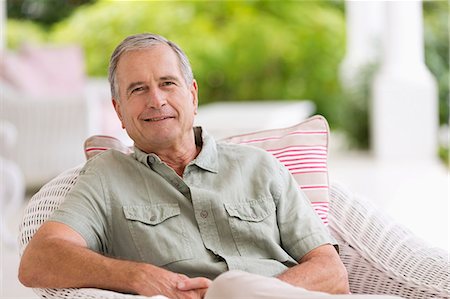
[339,1,384,90]
[371,0,438,162]
[0,0,5,51]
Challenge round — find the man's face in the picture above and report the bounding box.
[113,44,198,152]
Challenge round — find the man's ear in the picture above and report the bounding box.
[112,98,125,129]
[191,79,199,115]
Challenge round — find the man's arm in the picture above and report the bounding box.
[276,244,349,294]
[19,221,210,298]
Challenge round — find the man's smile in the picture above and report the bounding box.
[142,116,175,122]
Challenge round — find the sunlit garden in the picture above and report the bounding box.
[5,0,449,158]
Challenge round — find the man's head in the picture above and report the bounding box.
[108,33,199,154]
[108,33,194,101]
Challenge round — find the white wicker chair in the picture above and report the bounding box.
[18,166,450,299]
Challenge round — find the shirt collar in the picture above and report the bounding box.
[133,147,160,166]
[132,126,219,173]
[193,127,219,173]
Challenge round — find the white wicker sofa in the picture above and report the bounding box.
[18,116,449,299]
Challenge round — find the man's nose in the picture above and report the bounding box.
[146,89,167,109]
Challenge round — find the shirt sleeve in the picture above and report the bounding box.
[49,163,110,253]
[273,158,337,261]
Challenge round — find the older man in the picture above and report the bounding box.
[19,33,357,299]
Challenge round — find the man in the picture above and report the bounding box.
[19,33,355,299]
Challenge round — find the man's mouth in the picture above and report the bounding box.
[143,116,174,122]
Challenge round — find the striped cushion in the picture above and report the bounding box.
[222,115,330,225]
[84,135,132,160]
[84,115,330,225]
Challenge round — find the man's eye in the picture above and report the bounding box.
[162,81,175,86]
[132,87,144,93]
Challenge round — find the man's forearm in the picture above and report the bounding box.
[19,222,210,298]
[19,237,142,293]
[276,245,349,294]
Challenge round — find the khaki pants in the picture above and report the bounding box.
[204,270,403,299]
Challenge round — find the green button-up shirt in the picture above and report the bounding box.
[50,128,335,279]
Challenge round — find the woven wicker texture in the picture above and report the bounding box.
[329,184,449,299]
[19,167,449,298]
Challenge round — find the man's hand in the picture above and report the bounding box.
[130,265,211,299]
[177,275,212,293]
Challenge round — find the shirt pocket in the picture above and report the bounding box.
[123,203,193,266]
[224,198,290,263]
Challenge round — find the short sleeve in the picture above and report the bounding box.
[49,165,110,253]
[274,160,337,261]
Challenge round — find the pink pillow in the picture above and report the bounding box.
[84,135,132,160]
[84,115,330,225]
[0,45,85,98]
[222,115,330,225]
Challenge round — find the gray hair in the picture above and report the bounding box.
[108,33,194,100]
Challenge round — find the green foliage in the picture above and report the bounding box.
[439,146,449,168]
[7,0,94,27]
[46,0,346,126]
[5,19,47,49]
[424,0,449,126]
[337,64,378,149]
[6,0,447,151]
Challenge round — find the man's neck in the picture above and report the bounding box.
[157,142,201,177]
[138,128,202,177]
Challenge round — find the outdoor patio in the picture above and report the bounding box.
[1,0,448,298]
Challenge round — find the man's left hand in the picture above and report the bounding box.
[176,275,212,298]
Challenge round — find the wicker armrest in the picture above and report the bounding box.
[329,183,449,299]
[32,288,165,299]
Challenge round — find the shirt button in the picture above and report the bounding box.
[148,156,156,164]
[150,215,157,222]
[200,210,209,219]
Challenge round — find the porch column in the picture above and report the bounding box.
[339,1,384,89]
[371,0,438,162]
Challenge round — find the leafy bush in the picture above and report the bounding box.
[424,1,449,126]
[424,1,450,165]
[47,0,346,125]
[6,0,94,27]
[6,0,447,151]
[5,19,47,49]
[337,63,377,149]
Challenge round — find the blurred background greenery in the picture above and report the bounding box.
[5,0,449,157]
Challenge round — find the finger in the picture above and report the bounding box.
[177,277,212,291]
[177,273,190,281]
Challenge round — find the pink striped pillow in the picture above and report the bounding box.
[84,135,132,160]
[222,115,330,225]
